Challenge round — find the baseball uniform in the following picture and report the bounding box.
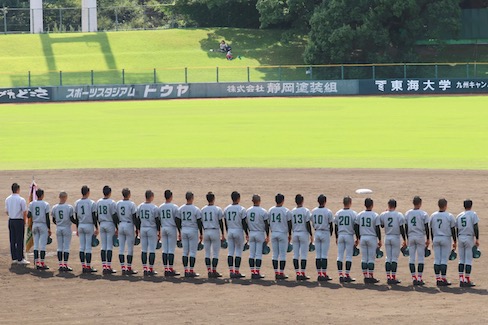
[28,200,51,268]
[74,198,97,270]
[334,208,357,279]
[269,206,291,276]
[201,204,224,274]
[224,204,247,275]
[291,206,311,277]
[405,208,429,282]
[356,210,380,279]
[430,211,456,283]
[137,202,160,273]
[456,210,479,284]
[52,202,74,269]
[379,210,405,281]
[177,204,202,274]
[116,199,137,273]
[159,202,180,273]
[97,197,117,270]
[247,205,268,276]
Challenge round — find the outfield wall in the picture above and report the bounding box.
[1,78,487,103]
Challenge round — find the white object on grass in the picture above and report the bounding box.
[355,188,373,194]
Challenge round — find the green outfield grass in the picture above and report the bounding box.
[0,96,486,170]
[0,29,306,87]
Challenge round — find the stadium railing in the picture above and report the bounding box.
[1,63,488,88]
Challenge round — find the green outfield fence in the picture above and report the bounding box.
[2,63,488,88]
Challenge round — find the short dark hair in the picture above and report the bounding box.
[318,194,326,205]
[81,185,90,196]
[103,185,111,196]
[252,194,261,204]
[231,191,240,202]
[413,196,422,206]
[186,191,194,201]
[206,191,215,203]
[36,188,44,198]
[464,199,473,209]
[164,190,172,200]
[438,198,447,209]
[343,196,352,206]
[11,183,19,193]
[122,188,130,199]
[275,193,284,204]
[365,198,374,209]
[295,194,304,205]
[145,190,154,200]
[59,191,68,199]
[388,199,397,208]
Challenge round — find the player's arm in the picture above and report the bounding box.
[264,220,270,238]
[329,222,333,236]
[241,218,249,237]
[197,218,204,237]
[400,225,406,242]
[112,212,119,229]
[306,221,313,242]
[27,206,32,218]
[354,224,360,240]
[155,214,162,230]
[334,224,339,239]
[45,211,51,232]
[404,223,409,239]
[224,217,229,232]
[52,211,57,225]
[71,213,79,227]
[92,211,98,229]
[287,220,292,237]
[451,226,457,243]
[219,219,225,238]
[375,225,382,241]
[424,223,430,240]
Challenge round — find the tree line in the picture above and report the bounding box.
[2,0,488,64]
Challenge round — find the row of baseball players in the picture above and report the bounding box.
[26,185,480,287]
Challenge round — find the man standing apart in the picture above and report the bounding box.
[5,183,29,265]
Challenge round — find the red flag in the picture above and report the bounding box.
[25,180,38,252]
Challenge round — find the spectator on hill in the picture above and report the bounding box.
[220,40,231,53]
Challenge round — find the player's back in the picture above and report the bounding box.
[405,209,429,237]
[52,203,73,228]
[116,200,137,223]
[290,207,311,232]
[179,204,201,229]
[201,205,223,229]
[356,210,379,236]
[334,208,357,235]
[311,207,333,231]
[430,211,455,237]
[379,211,405,236]
[268,206,290,233]
[97,198,116,223]
[224,204,246,230]
[247,206,268,232]
[75,198,95,224]
[456,210,479,236]
[29,200,50,223]
[159,202,179,228]
[138,202,159,228]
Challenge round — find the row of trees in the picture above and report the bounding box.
[2,0,487,64]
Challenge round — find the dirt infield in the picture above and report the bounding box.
[1,168,486,324]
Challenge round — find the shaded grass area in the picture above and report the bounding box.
[0,96,486,170]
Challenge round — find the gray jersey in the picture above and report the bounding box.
[405,209,429,237]
[379,211,405,236]
[29,200,51,224]
[97,198,117,223]
[247,206,268,232]
[159,203,179,228]
[201,205,223,229]
[456,210,479,237]
[178,204,201,229]
[430,211,456,237]
[312,207,334,231]
[334,208,357,235]
[224,204,246,230]
[52,203,74,228]
[116,199,137,223]
[290,207,311,232]
[356,210,380,236]
[137,203,159,228]
[268,206,291,233]
[74,198,96,224]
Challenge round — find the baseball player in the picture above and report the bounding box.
[430,198,457,286]
[379,199,406,285]
[52,191,74,272]
[269,193,292,280]
[201,192,225,278]
[311,194,334,282]
[176,191,203,278]
[334,196,358,283]
[74,185,98,273]
[246,194,269,279]
[137,190,161,276]
[290,194,313,281]
[159,189,181,277]
[405,196,430,285]
[97,186,118,274]
[223,191,249,279]
[27,188,51,270]
[456,199,480,287]
[116,188,139,275]
[355,198,381,284]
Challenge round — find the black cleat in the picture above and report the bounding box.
[213,272,223,278]
[416,279,425,286]
[127,269,138,275]
[339,276,345,283]
[89,267,97,273]
[345,276,355,282]
[208,272,214,278]
[58,266,65,272]
[170,270,180,276]
[234,273,245,279]
[275,273,287,280]
[436,280,445,287]
[144,270,149,276]
[369,277,380,284]
[64,266,73,272]
[251,273,260,280]
[465,281,476,287]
